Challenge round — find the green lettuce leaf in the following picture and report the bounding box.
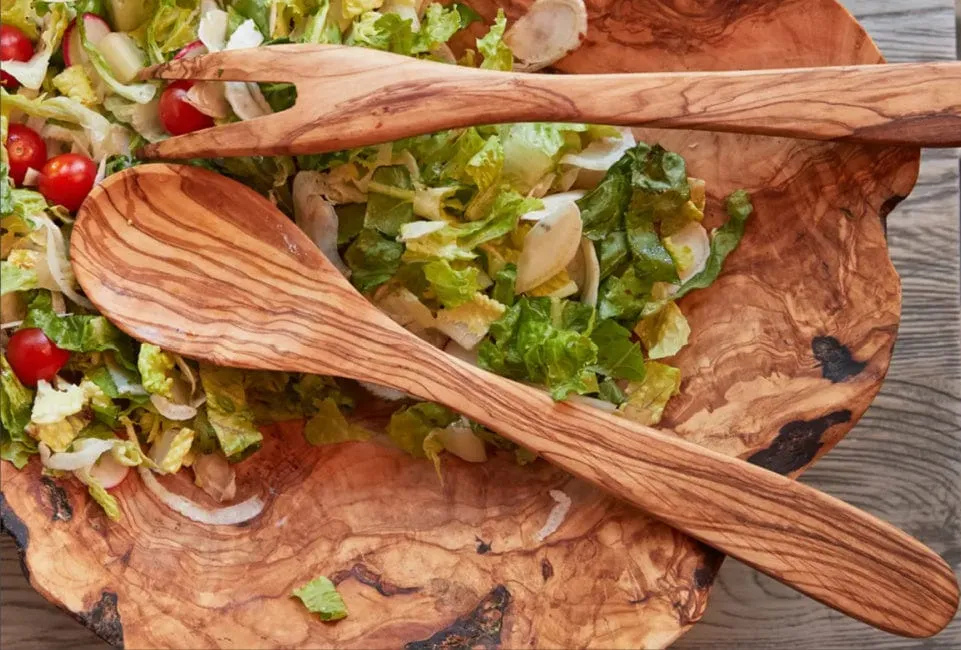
[635,301,690,359]
[51,65,99,105]
[625,205,678,283]
[478,297,598,400]
[491,263,516,306]
[300,0,343,44]
[345,228,404,293]
[457,189,540,250]
[303,397,371,445]
[143,0,201,65]
[386,402,458,457]
[23,292,138,371]
[590,319,646,381]
[597,267,651,322]
[137,343,176,398]
[365,164,415,236]
[499,122,585,193]
[576,156,632,240]
[477,8,510,71]
[199,365,264,459]
[597,377,626,406]
[85,475,122,521]
[423,259,480,308]
[618,362,681,426]
[0,256,39,295]
[292,576,348,622]
[80,18,156,103]
[1,355,34,441]
[347,10,414,53]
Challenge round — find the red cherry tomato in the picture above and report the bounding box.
[38,153,97,212]
[0,24,34,91]
[159,81,214,136]
[5,328,71,387]
[5,123,47,186]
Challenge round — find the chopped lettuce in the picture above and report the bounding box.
[137,343,177,398]
[199,364,264,459]
[635,301,690,360]
[423,259,480,308]
[345,228,404,293]
[477,9,511,71]
[365,165,415,236]
[80,18,157,104]
[85,475,122,521]
[386,402,458,457]
[143,0,201,64]
[51,66,100,106]
[1,356,36,468]
[149,427,196,473]
[293,576,348,622]
[590,319,646,381]
[618,362,681,426]
[304,398,371,445]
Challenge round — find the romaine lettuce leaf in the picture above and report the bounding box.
[51,66,100,106]
[477,9,510,71]
[457,189,541,250]
[597,267,651,322]
[576,156,632,240]
[144,0,201,64]
[618,361,681,426]
[423,259,480,308]
[138,343,176,398]
[0,0,40,39]
[303,397,370,445]
[386,402,458,457]
[0,355,34,449]
[347,10,414,53]
[589,319,645,380]
[293,576,348,621]
[344,227,404,293]
[365,164,415,236]
[80,18,157,103]
[199,364,263,459]
[625,205,678,283]
[23,292,138,370]
[491,263,516,306]
[85,474,122,521]
[635,301,690,359]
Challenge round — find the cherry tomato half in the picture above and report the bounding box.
[38,153,97,212]
[0,24,34,91]
[5,328,71,387]
[5,123,47,186]
[159,81,214,136]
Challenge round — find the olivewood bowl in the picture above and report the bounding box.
[0,0,918,647]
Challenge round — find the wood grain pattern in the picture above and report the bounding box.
[140,48,961,159]
[4,0,956,648]
[73,163,961,637]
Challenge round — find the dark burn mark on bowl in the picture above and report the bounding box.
[812,336,866,383]
[405,585,511,650]
[541,559,554,582]
[0,493,31,579]
[41,476,73,522]
[76,591,124,649]
[693,566,715,590]
[747,410,852,475]
[878,194,906,238]
[330,563,420,597]
[475,536,492,555]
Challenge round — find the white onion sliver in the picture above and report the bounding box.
[504,0,588,72]
[561,128,636,171]
[22,167,41,186]
[87,453,130,489]
[37,216,95,309]
[521,191,586,221]
[534,489,573,542]
[41,438,115,471]
[579,237,600,306]
[139,467,264,525]
[149,393,198,421]
[359,381,410,401]
[185,82,230,118]
[106,354,148,395]
[198,9,228,52]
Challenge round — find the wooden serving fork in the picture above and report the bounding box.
[139,44,961,159]
[71,164,959,638]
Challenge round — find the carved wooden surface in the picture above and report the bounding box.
[2,0,958,648]
[142,48,961,158]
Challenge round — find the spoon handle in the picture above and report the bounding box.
[374,340,958,638]
[141,45,961,159]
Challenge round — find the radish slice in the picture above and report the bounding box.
[97,32,145,83]
[504,0,587,72]
[88,453,130,489]
[174,40,207,60]
[63,13,111,67]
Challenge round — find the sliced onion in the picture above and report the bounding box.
[534,489,573,542]
[561,128,636,171]
[516,202,583,293]
[293,171,350,276]
[87,453,130,489]
[106,354,147,395]
[185,82,230,118]
[567,393,616,412]
[383,0,421,29]
[521,191,585,221]
[359,381,410,401]
[579,238,600,306]
[97,32,145,83]
[22,167,41,186]
[443,339,478,366]
[40,438,115,471]
[375,287,436,331]
[94,156,107,185]
[198,9,228,52]
[667,221,710,283]
[504,0,588,72]
[140,466,263,525]
[439,425,487,463]
[149,393,198,421]
[224,20,272,121]
[173,353,203,405]
[36,215,94,309]
[192,452,236,503]
[399,220,447,240]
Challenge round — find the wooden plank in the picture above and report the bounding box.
[1,1,958,648]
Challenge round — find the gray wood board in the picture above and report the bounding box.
[2,1,959,648]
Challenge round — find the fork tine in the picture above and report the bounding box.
[139,111,307,159]
[140,45,318,83]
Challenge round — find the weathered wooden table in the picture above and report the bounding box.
[2,1,958,648]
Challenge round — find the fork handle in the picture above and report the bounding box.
[142,46,961,159]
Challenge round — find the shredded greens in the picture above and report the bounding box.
[1,0,752,528]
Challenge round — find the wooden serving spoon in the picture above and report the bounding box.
[71,164,959,639]
[138,44,961,160]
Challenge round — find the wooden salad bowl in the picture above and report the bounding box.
[0,0,919,647]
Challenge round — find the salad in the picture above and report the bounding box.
[0,0,753,526]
